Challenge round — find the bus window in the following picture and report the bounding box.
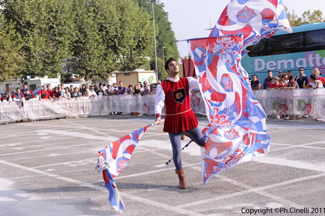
[305,29,325,51]
[247,39,266,57]
[266,33,304,55]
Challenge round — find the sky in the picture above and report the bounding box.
[160,0,325,57]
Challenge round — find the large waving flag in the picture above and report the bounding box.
[96,123,153,212]
[210,0,292,48]
[188,0,292,184]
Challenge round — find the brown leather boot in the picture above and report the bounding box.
[175,168,187,189]
[181,132,188,140]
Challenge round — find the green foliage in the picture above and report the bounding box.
[285,6,325,27]
[1,0,75,78]
[0,15,23,83]
[137,0,179,69]
[157,57,168,81]
[0,0,155,82]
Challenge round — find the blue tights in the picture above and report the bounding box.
[168,126,205,171]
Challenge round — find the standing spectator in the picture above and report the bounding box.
[134,83,141,95]
[12,88,25,102]
[286,75,299,89]
[268,77,281,89]
[296,67,308,88]
[285,75,299,120]
[2,93,12,102]
[287,70,293,78]
[47,84,53,97]
[88,86,97,97]
[110,83,118,94]
[127,85,134,94]
[263,70,273,89]
[283,73,289,85]
[141,80,150,91]
[52,87,62,99]
[12,88,25,123]
[118,81,126,95]
[71,87,80,98]
[138,82,143,89]
[21,84,32,95]
[278,70,283,78]
[102,84,108,92]
[97,87,105,96]
[23,89,36,101]
[251,74,261,90]
[39,85,51,100]
[279,78,286,88]
[312,68,325,86]
[104,85,111,95]
[158,80,162,85]
[94,84,98,93]
[70,85,74,93]
[80,84,89,97]
[59,85,65,96]
[141,86,151,95]
[305,74,323,89]
[62,87,71,99]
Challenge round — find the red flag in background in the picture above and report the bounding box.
[182,58,195,77]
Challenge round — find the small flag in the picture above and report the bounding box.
[96,123,154,212]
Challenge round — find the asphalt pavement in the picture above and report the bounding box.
[0,115,325,216]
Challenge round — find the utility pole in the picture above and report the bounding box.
[147,0,158,81]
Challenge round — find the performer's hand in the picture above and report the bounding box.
[155,117,162,125]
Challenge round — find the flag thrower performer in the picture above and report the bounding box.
[155,57,205,189]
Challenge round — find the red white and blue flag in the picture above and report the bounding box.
[96,123,153,212]
[188,0,292,184]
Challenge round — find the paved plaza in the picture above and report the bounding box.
[0,115,325,216]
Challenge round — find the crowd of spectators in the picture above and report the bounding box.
[0,80,159,103]
[250,67,325,120]
[250,67,325,91]
[0,80,160,122]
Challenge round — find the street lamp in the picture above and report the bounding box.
[162,47,165,63]
[147,0,158,81]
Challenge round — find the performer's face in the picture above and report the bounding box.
[167,61,179,74]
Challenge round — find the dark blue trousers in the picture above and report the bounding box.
[168,126,205,170]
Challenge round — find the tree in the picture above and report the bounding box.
[70,0,154,80]
[0,15,23,83]
[69,0,112,81]
[137,0,179,68]
[285,6,325,27]
[1,0,75,79]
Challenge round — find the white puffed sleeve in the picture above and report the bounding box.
[154,85,165,115]
[187,77,200,91]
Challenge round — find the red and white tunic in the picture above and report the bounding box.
[155,77,199,133]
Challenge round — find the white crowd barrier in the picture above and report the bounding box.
[0,95,204,123]
[253,88,325,120]
[1,89,325,123]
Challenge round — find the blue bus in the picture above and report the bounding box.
[241,22,325,81]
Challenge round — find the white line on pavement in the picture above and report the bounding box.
[0,159,203,216]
